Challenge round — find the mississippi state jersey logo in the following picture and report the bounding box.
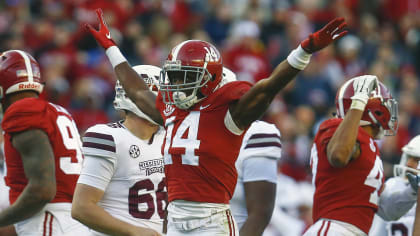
[129,145,140,158]
[139,159,165,176]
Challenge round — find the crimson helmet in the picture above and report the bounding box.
[159,40,223,109]
[0,50,44,99]
[335,76,398,136]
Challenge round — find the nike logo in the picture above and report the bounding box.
[106,32,111,39]
[200,104,211,110]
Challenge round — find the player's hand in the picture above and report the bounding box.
[406,172,419,194]
[350,75,378,105]
[84,9,116,49]
[301,17,347,53]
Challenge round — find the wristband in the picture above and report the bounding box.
[350,99,366,111]
[287,45,312,70]
[105,46,127,68]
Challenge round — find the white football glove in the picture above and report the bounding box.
[350,75,378,111]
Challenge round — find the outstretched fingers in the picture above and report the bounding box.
[323,17,345,32]
[84,23,96,33]
[327,17,345,30]
[95,9,106,29]
[332,30,348,40]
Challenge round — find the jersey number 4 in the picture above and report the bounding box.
[363,155,383,205]
[310,144,383,206]
[163,112,201,166]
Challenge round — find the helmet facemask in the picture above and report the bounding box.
[365,97,398,136]
[160,60,212,110]
[394,153,420,178]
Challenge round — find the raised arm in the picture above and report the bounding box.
[85,9,163,125]
[0,129,56,226]
[327,76,377,167]
[231,18,347,129]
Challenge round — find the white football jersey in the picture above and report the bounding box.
[0,162,10,211]
[369,177,416,236]
[77,121,166,235]
[230,121,282,229]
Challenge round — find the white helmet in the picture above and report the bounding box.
[113,65,160,125]
[394,135,420,177]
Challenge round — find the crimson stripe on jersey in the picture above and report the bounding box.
[249,133,281,140]
[84,132,114,141]
[83,142,116,152]
[82,137,115,147]
[245,142,282,149]
[245,133,281,149]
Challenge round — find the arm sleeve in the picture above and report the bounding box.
[77,155,115,191]
[78,125,118,191]
[240,121,282,160]
[242,157,278,184]
[376,178,417,221]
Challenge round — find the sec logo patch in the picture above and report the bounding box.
[129,145,140,158]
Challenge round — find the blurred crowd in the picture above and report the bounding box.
[1,0,420,233]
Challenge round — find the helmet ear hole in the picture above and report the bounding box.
[375,111,383,116]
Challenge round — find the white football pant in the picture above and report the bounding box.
[14,203,89,236]
[303,218,367,236]
[167,209,238,236]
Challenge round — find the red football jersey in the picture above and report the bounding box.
[2,98,83,204]
[156,81,252,204]
[310,118,384,234]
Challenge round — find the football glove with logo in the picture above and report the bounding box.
[85,9,116,50]
[301,17,348,53]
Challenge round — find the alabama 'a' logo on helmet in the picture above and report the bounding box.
[163,104,175,116]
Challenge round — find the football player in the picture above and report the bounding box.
[71,65,166,236]
[0,152,16,236]
[86,9,347,236]
[304,75,414,236]
[225,67,281,236]
[230,120,281,236]
[369,135,420,236]
[0,50,88,235]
